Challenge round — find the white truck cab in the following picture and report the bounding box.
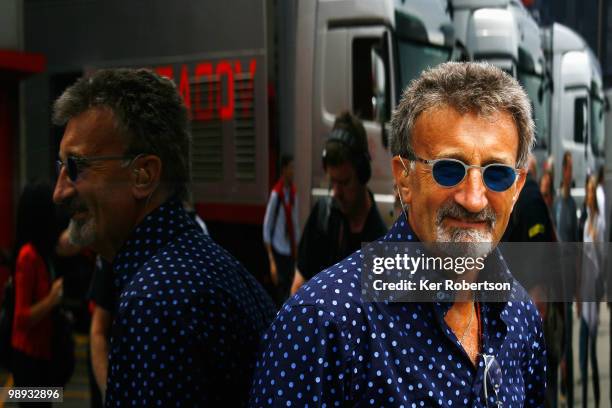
[295,0,455,226]
[450,1,603,210]
[450,0,549,167]
[543,23,604,206]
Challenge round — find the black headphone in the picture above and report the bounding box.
[321,128,371,184]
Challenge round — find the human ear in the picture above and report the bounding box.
[391,156,413,205]
[131,155,162,200]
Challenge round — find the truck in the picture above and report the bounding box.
[20,0,455,279]
[542,23,604,208]
[295,0,455,227]
[450,0,550,170]
[449,0,604,210]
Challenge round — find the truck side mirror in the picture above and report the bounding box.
[371,33,390,148]
[371,48,387,124]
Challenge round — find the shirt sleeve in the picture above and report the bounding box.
[522,303,547,407]
[263,191,278,245]
[249,304,353,407]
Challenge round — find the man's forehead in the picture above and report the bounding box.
[412,105,518,164]
[415,104,515,131]
[59,107,123,157]
[327,161,355,178]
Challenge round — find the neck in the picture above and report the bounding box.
[98,190,168,262]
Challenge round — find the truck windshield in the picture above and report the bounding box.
[397,39,450,99]
[518,71,550,149]
[590,97,605,157]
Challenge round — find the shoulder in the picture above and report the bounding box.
[265,254,369,359]
[287,250,369,332]
[126,229,274,319]
[16,243,45,270]
[303,197,332,230]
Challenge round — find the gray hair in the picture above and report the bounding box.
[53,68,191,199]
[390,62,534,168]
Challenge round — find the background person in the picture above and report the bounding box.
[262,154,299,306]
[502,154,561,408]
[291,112,387,293]
[553,151,578,407]
[578,175,604,408]
[87,256,113,408]
[540,169,555,210]
[10,182,63,408]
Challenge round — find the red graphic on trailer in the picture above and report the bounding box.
[155,59,257,122]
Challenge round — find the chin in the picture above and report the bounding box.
[434,227,494,259]
[67,217,97,247]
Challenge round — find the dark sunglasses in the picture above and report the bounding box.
[400,155,522,192]
[56,155,136,182]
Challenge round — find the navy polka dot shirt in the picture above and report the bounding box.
[250,214,546,407]
[105,198,276,407]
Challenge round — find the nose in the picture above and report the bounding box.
[53,165,76,204]
[453,168,488,213]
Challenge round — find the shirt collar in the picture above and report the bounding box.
[112,197,196,290]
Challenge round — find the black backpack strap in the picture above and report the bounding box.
[269,191,283,244]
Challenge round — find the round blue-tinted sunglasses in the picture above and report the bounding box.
[400,155,522,192]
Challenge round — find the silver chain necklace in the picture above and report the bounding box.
[458,302,475,346]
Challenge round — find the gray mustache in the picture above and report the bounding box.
[436,202,496,226]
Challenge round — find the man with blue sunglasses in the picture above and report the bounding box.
[251,62,546,407]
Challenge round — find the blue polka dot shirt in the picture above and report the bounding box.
[250,213,546,407]
[105,198,276,407]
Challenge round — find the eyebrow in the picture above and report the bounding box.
[433,151,514,166]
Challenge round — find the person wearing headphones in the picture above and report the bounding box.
[290,112,387,294]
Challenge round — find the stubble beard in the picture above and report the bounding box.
[433,201,497,260]
[67,216,96,247]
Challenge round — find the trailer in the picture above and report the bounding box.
[20,0,454,279]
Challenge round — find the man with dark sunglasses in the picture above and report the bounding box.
[52,68,275,406]
[250,62,546,407]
